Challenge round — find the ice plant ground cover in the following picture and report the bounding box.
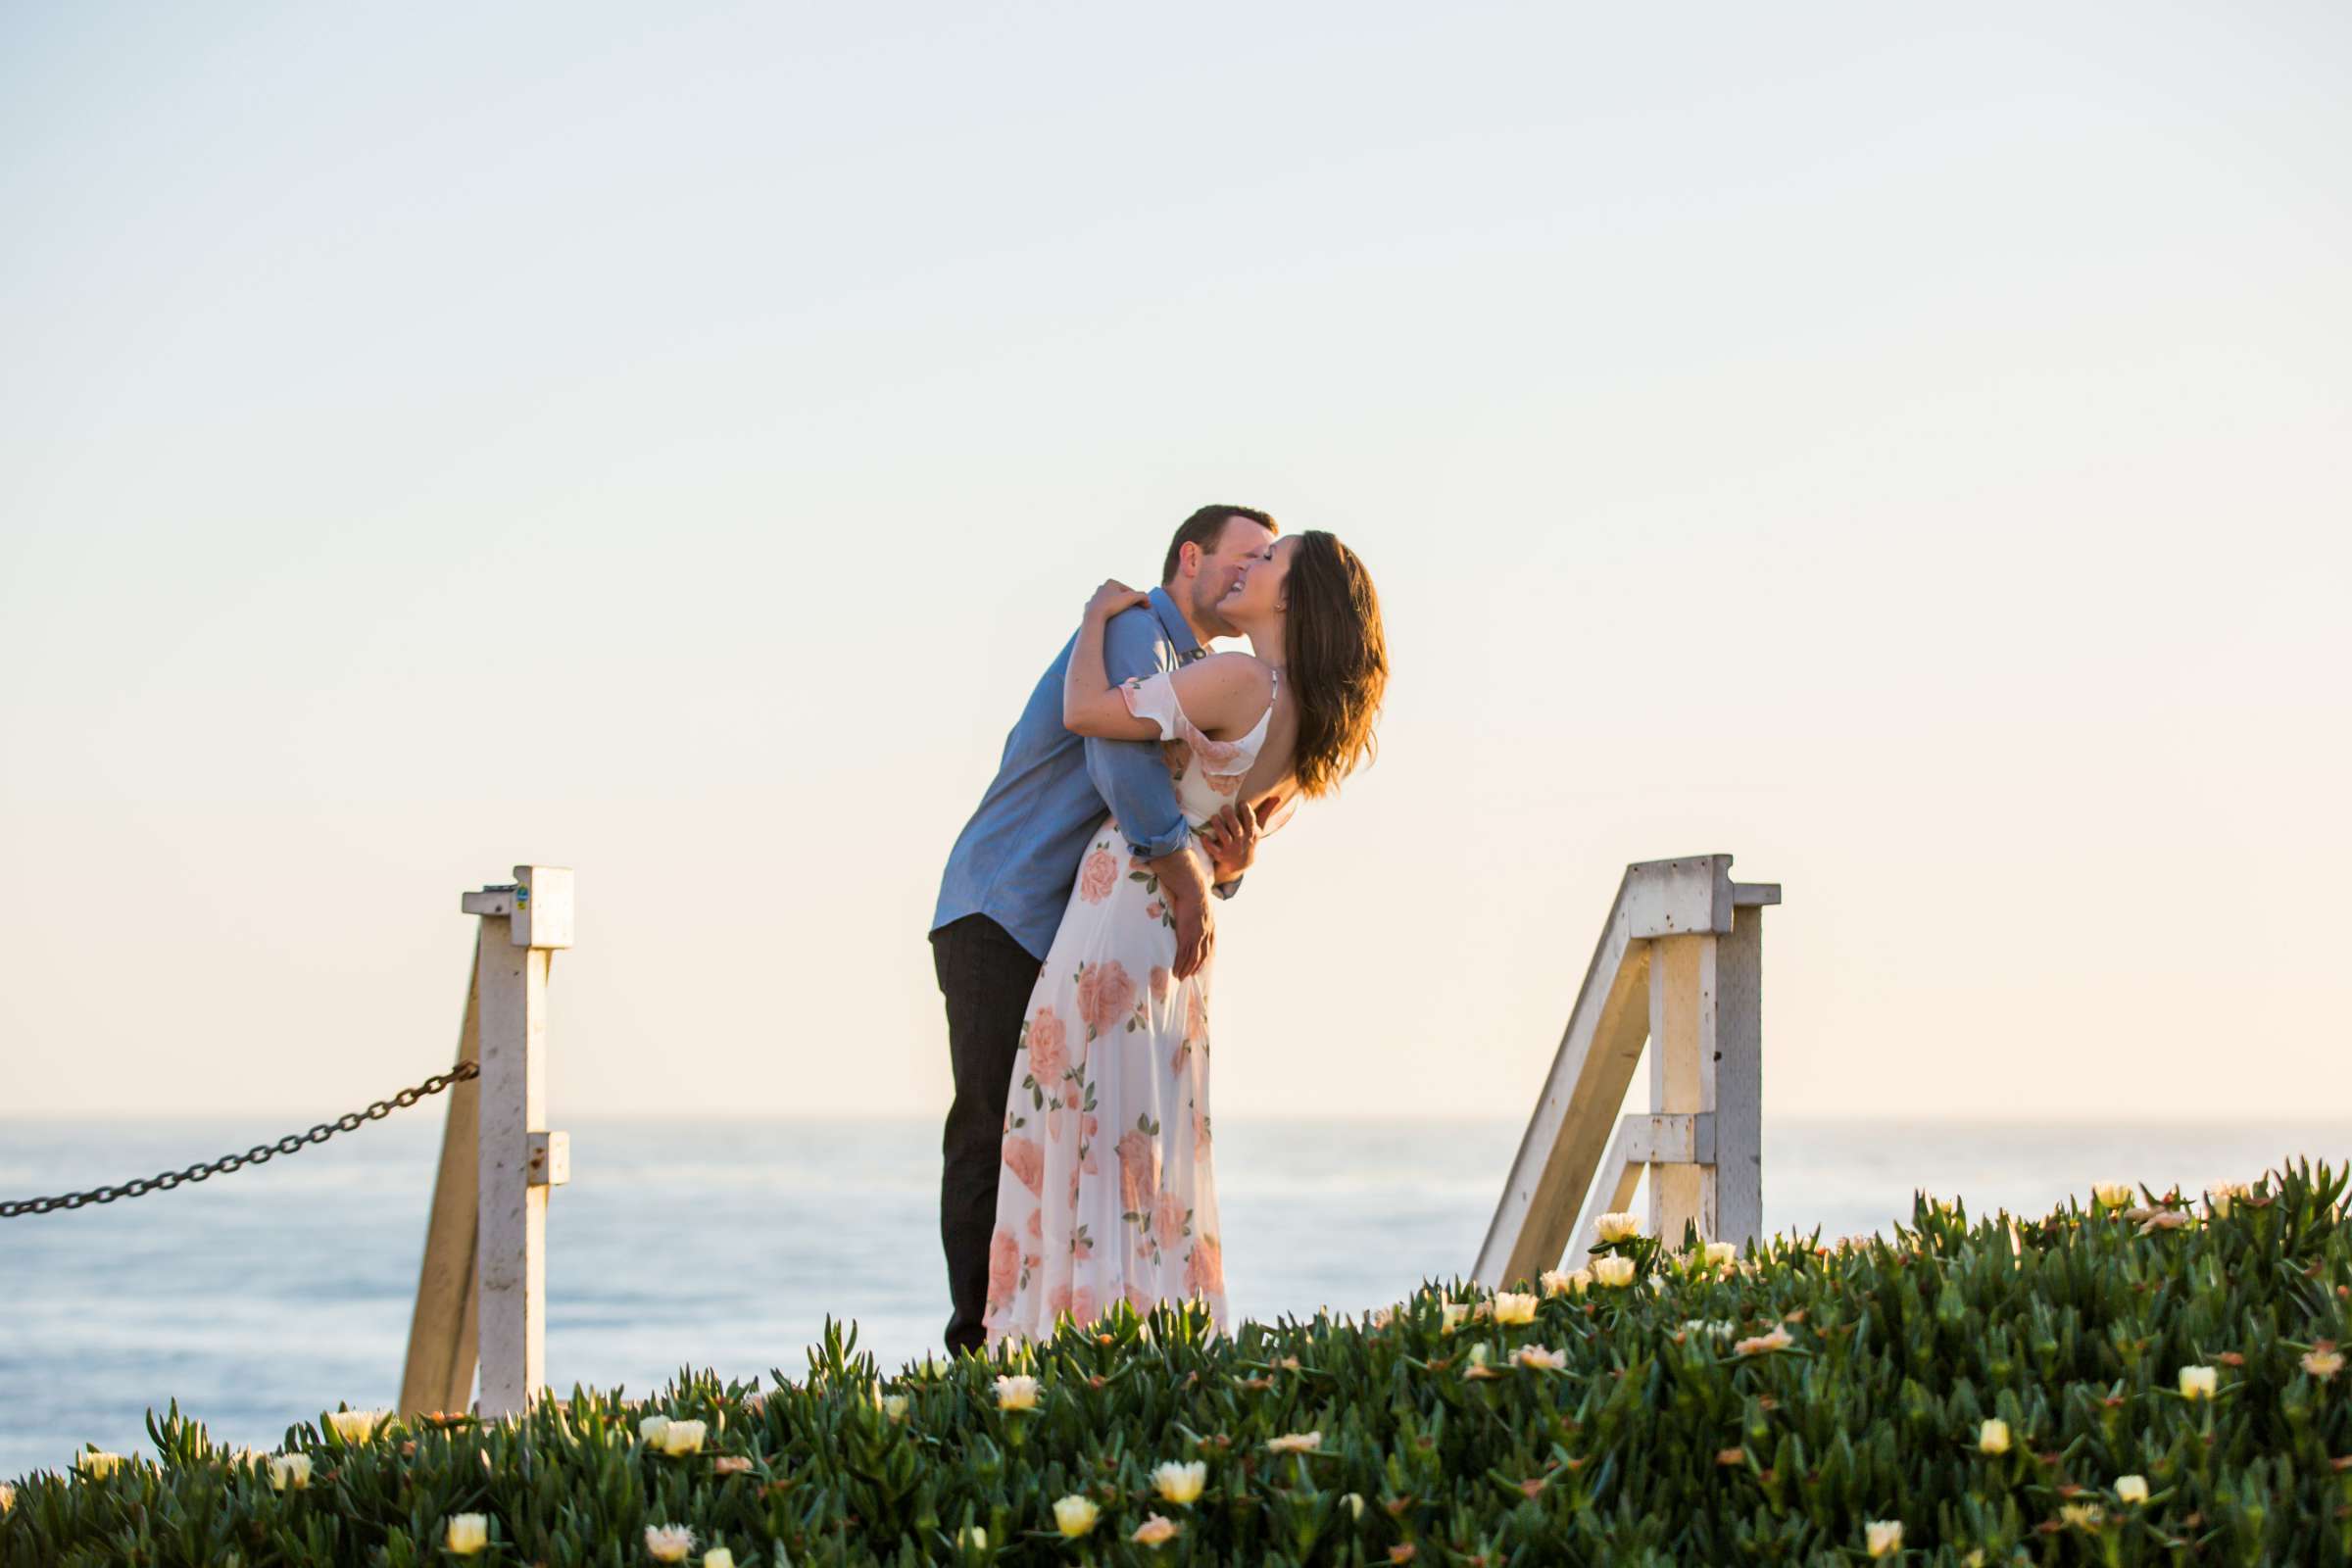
[5,1162,2350,1567]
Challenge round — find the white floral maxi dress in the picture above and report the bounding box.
[982,667,1279,1349]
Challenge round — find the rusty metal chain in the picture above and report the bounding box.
[0,1061,479,1219]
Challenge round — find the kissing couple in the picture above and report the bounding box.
[930,505,1389,1357]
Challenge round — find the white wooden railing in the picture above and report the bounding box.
[1474,854,1778,1289]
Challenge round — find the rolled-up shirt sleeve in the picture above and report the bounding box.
[1085,609,1191,861]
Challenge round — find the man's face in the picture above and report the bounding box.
[1191,516,1277,622]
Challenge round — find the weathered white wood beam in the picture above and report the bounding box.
[399,935,483,1418]
[1714,903,1764,1252]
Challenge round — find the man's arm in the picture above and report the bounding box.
[1084,608,1215,976]
[1084,607,1189,861]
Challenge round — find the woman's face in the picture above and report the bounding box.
[1219,534,1298,621]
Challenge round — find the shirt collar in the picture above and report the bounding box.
[1146,585,1208,662]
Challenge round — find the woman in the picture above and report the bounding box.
[982,530,1388,1350]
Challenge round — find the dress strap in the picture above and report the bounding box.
[1241,664,1281,748]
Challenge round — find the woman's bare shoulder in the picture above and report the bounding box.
[1170,653,1277,730]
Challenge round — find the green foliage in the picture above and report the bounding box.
[7,1160,2352,1565]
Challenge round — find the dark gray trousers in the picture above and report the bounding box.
[931,913,1044,1356]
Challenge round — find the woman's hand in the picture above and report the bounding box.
[1198,798,1271,884]
[1087,580,1150,621]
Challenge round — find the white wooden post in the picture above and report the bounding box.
[1646,933,1717,1249]
[461,865,572,1418]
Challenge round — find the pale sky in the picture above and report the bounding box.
[3,3,2347,1129]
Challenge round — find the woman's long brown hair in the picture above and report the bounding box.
[1283,531,1388,799]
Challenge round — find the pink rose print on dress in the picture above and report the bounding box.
[1026,1006,1068,1088]
[1152,1189,1186,1250]
[1149,965,1173,1004]
[1049,1092,1097,1146]
[1124,1281,1154,1315]
[1078,848,1118,905]
[1186,725,1245,769]
[1184,986,1209,1047]
[1026,1208,1043,1241]
[1071,1284,1098,1325]
[1185,1234,1225,1298]
[1115,1127,1159,1213]
[1075,960,1137,1038]
[1047,1281,1072,1320]
[1194,1103,1211,1159]
[988,1229,1020,1306]
[1160,739,1193,777]
[1002,1134,1045,1199]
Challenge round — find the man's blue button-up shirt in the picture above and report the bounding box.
[933,586,1207,960]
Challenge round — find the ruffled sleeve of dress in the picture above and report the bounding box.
[1116,670,1186,740]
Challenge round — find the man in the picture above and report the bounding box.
[931,504,1279,1357]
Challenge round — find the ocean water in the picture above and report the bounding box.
[2,1114,2345,1480]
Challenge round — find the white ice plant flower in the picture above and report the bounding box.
[995,1374,1041,1411]
[1594,1211,1642,1243]
[644,1523,694,1562]
[325,1408,391,1445]
[1492,1292,1538,1326]
[1592,1255,1637,1289]
[1054,1494,1102,1536]
[1152,1460,1206,1504]
[445,1514,489,1555]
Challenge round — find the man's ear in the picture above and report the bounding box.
[1176,541,1200,580]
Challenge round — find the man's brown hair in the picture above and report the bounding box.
[1161,505,1279,585]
